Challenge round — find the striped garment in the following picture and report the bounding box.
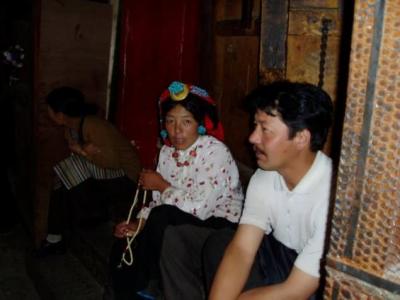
[54,154,125,190]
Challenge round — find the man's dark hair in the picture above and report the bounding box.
[246,81,333,152]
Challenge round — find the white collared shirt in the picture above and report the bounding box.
[138,135,244,223]
[240,151,332,277]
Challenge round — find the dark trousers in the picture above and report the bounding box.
[0,168,17,231]
[109,205,235,300]
[203,229,298,295]
[160,225,231,300]
[47,176,136,235]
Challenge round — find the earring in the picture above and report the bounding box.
[197,125,206,135]
[160,130,168,139]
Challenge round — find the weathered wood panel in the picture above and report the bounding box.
[212,0,260,166]
[286,35,339,97]
[214,36,259,166]
[215,0,245,20]
[259,0,288,83]
[37,0,112,110]
[215,0,260,36]
[290,0,338,9]
[288,9,340,36]
[286,9,340,96]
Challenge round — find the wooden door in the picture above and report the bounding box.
[115,0,202,168]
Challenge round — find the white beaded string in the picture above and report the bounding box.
[118,186,147,267]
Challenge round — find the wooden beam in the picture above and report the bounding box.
[241,0,254,28]
[215,0,258,36]
[259,0,289,83]
[215,19,259,36]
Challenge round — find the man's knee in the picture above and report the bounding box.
[203,228,235,262]
[161,226,180,257]
[162,225,194,260]
[202,228,235,291]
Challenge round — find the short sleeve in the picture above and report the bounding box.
[294,199,329,277]
[239,169,272,233]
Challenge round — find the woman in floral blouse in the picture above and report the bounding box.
[109,81,244,300]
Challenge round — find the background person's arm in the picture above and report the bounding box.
[64,128,86,155]
[209,224,264,300]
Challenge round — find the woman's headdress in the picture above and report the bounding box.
[159,81,224,144]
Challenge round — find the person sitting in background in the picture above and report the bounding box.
[109,81,244,300]
[36,86,141,257]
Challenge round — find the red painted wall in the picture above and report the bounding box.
[116,0,201,168]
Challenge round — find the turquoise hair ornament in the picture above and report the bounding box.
[160,129,168,139]
[197,125,206,135]
[168,81,189,101]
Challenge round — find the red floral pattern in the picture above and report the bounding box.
[138,136,244,222]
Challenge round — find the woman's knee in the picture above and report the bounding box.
[150,204,180,217]
[161,226,179,257]
[146,205,180,226]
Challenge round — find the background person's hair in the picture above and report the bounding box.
[160,93,219,129]
[246,81,333,152]
[46,86,98,117]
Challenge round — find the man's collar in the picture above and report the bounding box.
[273,151,331,194]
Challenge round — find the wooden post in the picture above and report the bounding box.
[259,0,289,83]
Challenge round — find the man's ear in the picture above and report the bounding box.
[294,129,311,150]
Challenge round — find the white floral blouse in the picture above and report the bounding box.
[138,135,244,223]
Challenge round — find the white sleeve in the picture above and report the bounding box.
[294,199,328,277]
[136,191,161,220]
[239,170,272,233]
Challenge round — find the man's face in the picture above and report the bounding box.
[249,109,298,172]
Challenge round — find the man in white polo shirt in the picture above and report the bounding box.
[205,81,333,300]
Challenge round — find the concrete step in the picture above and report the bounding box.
[0,226,40,300]
[27,250,104,300]
[69,221,115,287]
[0,225,105,300]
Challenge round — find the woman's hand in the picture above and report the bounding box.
[113,219,145,238]
[139,169,170,192]
[68,141,87,156]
